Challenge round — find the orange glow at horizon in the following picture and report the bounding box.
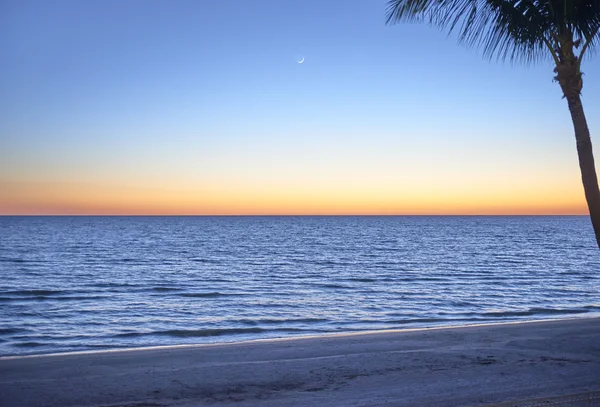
[0,179,588,216]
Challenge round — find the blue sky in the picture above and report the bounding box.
[1,0,599,214]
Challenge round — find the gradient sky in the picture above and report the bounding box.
[1,0,599,215]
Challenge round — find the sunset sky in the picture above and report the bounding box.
[1,0,599,215]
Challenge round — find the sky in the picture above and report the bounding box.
[1,0,599,215]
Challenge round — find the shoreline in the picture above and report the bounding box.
[2,314,598,361]
[2,317,599,407]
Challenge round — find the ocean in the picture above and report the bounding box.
[1,216,598,356]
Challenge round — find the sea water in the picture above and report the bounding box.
[1,216,598,356]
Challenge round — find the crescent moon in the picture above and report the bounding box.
[297,57,305,64]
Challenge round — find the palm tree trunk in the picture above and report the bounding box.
[566,94,600,249]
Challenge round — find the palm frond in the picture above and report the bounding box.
[386,0,600,65]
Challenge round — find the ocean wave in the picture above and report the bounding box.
[114,327,309,339]
[484,307,589,318]
[0,328,27,335]
[178,292,230,298]
[346,278,377,283]
[150,287,182,292]
[92,282,137,288]
[190,258,220,263]
[3,289,67,296]
[1,258,27,263]
[235,317,328,325]
[317,283,351,289]
[0,295,107,302]
[351,317,456,325]
[395,277,451,282]
[387,317,479,324]
[119,258,142,263]
[12,342,44,348]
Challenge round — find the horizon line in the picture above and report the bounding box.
[0,214,589,217]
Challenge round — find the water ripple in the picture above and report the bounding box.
[1,215,599,356]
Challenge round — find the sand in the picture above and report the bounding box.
[1,317,599,407]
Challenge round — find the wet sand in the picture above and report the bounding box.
[1,317,599,407]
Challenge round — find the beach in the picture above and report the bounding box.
[1,317,599,407]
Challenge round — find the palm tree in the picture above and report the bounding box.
[386,0,600,248]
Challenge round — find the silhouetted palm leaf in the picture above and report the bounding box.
[386,0,600,64]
